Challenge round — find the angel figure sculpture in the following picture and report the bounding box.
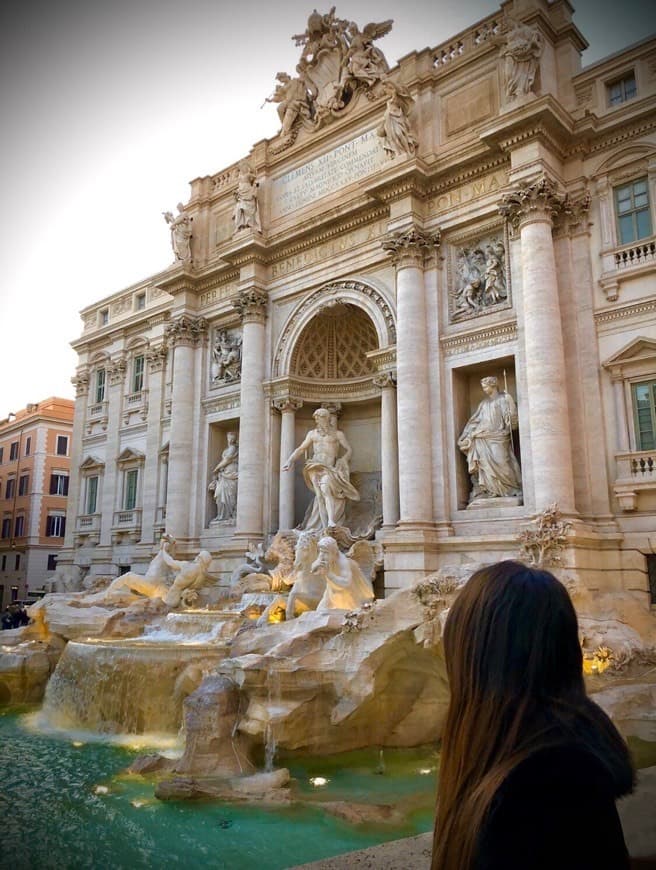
[345,19,392,87]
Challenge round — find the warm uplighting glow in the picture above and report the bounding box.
[582,645,614,676]
[131,799,148,808]
[72,741,84,747]
[94,785,109,795]
[309,776,329,787]
[418,768,434,775]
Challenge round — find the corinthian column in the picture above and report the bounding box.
[63,368,89,551]
[499,176,576,513]
[373,372,399,527]
[233,288,268,538]
[164,316,207,539]
[274,397,303,530]
[141,343,168,542]
[382,227,440,525]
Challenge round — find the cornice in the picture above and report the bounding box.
[363,161,431,204]
[424,154,510,200]
[265,375,380,403]
[594,298,656,327]
[440,320,517,356]
[479,95,575,160]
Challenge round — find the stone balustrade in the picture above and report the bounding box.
[613,450,656,510]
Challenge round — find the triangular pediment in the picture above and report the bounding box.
[80,455,105,471]
[603,337,656,367]
[117,447,145,465]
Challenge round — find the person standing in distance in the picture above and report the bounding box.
[432,560,636,870]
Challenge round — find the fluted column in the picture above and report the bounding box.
[383,227,440,525]
[140,343,168,542]
[234,288,268,538]
[99,355,127,546]
[274,398,303,530]
[63,368,89,552]
[373,372,399,527]
[164,316,207,539]
[499,176,576,513]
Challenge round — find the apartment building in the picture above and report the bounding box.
[0,398,74,606]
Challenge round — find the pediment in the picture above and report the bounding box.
[603,337,656,367]
[117,447,145,465]
[80,455,105,471]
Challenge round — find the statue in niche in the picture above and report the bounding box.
[282,407,360,530]
[458,376,522,504]
[210,329,242,383]
[209,432,239,523]
[233,161,261,233]
[377,80,417,159]
[163,203,192,264]
[502,17,542,100]
[264,70,312,143]
[452,240,507,319]
[345,19,392,87]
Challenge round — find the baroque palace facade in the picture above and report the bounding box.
[59,0,656,600]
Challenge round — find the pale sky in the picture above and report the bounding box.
[1,0,654,419]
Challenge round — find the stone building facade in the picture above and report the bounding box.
[59,1,656,602]
[0,398,75,606]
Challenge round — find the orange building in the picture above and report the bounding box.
[0,398,74,607]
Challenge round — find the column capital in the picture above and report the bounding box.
[373,371,397,389]
[165,315,208,348]
[554,190,592,238]
[146,343,168,373]
[108,355,127,386]
[498,175,566,232]
[72,368,90,397]
[273,397,303,413]
[382,225,441,268]
[234,288,268,324]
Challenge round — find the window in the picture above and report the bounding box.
[47,554,58,571]
[1,519,10,539]
[46,515,66,537]
[124,469,138,510]
[14,554,20,571]
[85,475,99,514]
[5,478,15,499]
[9,442,18,461]
[10,586,18,602]
[24,436,31,456]
[607,72,637,106]
[56,435,69,456]
[615,178,652,245]
[50,473,69,496]
[0,447,3,464]
[14,515,24,537]
[18,474,29,496]
[135,292,146,311]
[95,368,106,403]
[100,308,109,326]
[132,355,145,393]
[633,380,656,451]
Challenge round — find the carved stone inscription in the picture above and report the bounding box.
[271,129,387,219]
[271,221,385,279]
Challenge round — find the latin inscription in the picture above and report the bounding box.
[271,130,387,219]
[199,284,238,309]
[271,221,384,279]
[430,171,508,213]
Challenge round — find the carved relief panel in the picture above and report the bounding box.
[447,224,511,323]
[210,327,243,386]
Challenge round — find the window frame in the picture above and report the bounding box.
[607,71,637,107]
[9,442,18,461]
[614,176,653,246]
[13,515,24,537]
[95,367,106,404]
[131,354,145,394]
[56,435,69,456]
[46,514,66,537]
[5,478,15,500]
[50,473,69,497]
[85,475,99,515]
[18,474,29,496]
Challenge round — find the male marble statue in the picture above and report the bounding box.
[313,536,375,610]
[209,432,239,522]
[458,376,522,503]
[86,533,176,602]
[161,548,213,608]
[282,408,360,530]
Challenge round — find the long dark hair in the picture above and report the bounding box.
[432,560,634,870]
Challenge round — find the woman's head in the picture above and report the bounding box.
[444,560,583,709]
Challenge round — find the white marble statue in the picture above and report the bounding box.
[87,534,177,602]
[161,548,213,608]
[233,162,261,233]
[458,376,522,503]
[163,203,192,263]
[282,408,360,530]
[285,530,324,618]
[377,80,417,159]
[345,19,392,87]
[265,70,311,140]
[503,17,542,99]
[209,432,239,522]
[313,536,375,611]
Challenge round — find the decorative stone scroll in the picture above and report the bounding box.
[233,288,268,324]
[108,357,127,386]
[210,328,242,384]
[146,344,168,373]
[498,175,566,232]
[382,226,441,267]
[72,370,90,398]
[165,315,208,348]
[372,371,396,389]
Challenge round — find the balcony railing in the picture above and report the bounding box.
[113,509,142,527]
[76,514,101,532]
[613,450,656,510]
[614,240,656,270]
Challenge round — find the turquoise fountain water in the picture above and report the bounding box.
[0,707,437,870]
